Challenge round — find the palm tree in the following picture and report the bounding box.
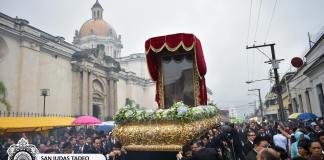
[0,81,11,111]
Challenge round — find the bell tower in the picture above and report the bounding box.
[91,0,103,19]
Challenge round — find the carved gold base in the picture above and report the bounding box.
[112,116,220,151]
[124,145,182,152]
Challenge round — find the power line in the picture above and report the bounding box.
[252,49,256,80]
[246,0,253,45]
[246,0,253,81]
[264,0,278,42]
[253,0,263,43]
[246,50,250,80]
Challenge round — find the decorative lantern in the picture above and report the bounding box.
[291,57,303,68]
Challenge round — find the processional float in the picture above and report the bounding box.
[113,33,220,159]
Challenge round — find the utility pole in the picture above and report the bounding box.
[246,43,286,121]
[249,89,263,122]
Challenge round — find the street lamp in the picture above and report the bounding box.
[248,89,263,122]
[40,89,50,116]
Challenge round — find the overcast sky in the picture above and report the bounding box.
[1,0,323,118]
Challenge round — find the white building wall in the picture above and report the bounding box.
[289,75,310,113]
[308,68,324,116]
[18,46,40,113]
[117,78,127,109]
[142,84,158,109]
[289,34,324,116]
[116,75,156,110]
[0,34,74,114]
[37,51,73,115]
[0,35,21,111]
[133,84,143,107]
[119,55,150,79]
[72,71,82,115]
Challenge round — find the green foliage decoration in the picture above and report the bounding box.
[113,102,219,124]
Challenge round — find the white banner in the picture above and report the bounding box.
[36,154,106,160]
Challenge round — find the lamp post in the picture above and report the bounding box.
[40,89,50,116]
[248,89,263,122]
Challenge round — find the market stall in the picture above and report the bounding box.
[0,117,76,133]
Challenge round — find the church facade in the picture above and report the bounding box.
[0,1,156,119]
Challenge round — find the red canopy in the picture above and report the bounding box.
[145,33,207,106]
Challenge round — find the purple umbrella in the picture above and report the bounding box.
[73,116,101,125]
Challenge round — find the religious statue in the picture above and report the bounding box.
[145,33,208,108]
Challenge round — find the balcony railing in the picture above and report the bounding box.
[0,111,74,117]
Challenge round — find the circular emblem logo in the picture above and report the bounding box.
[7,138,39,160]
[13,151,32,160]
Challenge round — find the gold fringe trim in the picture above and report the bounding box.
[145,39,196,54]
[145,39,203,79]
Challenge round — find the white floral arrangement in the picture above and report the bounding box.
[113,102,219,124]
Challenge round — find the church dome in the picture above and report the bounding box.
[79,19,117,39]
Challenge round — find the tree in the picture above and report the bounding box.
[0,81,11,111]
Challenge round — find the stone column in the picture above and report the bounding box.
[106,79,111,118]
[88,72,93,116]
[82,70,88,115]
[109,79,115,118]
[102,80,108,119]
[114,80,118,115]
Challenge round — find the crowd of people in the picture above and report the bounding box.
[2,118,324,160]
[176,118,324,160]
[0,127,126,160]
